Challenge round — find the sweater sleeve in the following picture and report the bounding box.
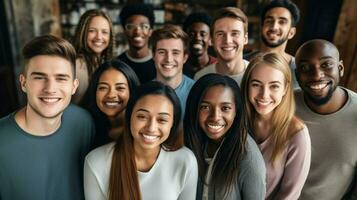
[83,157,106,200]
[275,127,311,200]
[241,136,267,200]
[178,150,199,200]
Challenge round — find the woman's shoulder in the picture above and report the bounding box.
[288,117,309,141]
[162,146,197,167]
[86,142,115,169]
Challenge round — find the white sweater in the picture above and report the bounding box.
[84,142,198,200]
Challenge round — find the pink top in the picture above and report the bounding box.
[258,126,311,200]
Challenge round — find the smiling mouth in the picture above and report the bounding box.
[207,123,225,132]
[256,99,271,106]
[40,97,61,104]
[309,83,328,90]
[141,133,160,142]
[104,101,122,108]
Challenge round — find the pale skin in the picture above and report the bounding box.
[16,55,78,136]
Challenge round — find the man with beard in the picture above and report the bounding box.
[117,3,156,83]
[295,39,357,200]
[245,0,300,89]
[182,12,217,78]
[194,7,249,85]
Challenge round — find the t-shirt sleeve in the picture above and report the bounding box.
[83,157,106,200]
[178,150,199,200]
[241,136,267,199]
[275,127,311,199]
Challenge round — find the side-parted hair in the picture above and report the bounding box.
[22,35,76,77]
[119,3,155,28]
[261,0,300,27]
[81,59,140,147]
[184,73,247,197]
[109,81,183,200]
[241,52,301,163]
[150,24,189,54]
[212,7,248,34]
[73,9,114,76]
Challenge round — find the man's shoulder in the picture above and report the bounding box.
[0,113,16,133]
[194,64,216,80]
[63,104,93,123]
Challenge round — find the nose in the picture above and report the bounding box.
[194,32,201,40]
[311,65,325,80]
[107,87,117,98]
[145,118,158,133]
[43,78,56,93]
[164,52,173,62]
[223,33,232,43]
[95,31,102,39]
[270,21,279,30]
[209,107,221,121]
[260,86,269,99]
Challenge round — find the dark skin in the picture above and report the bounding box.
[295,39,347,115]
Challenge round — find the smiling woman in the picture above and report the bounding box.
[72,9,115,104]
[84,81,198,200]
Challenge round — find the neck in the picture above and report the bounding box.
[189,53,210,69]
[260,43,292,63]
[207,139,222,158]
[15,106,62,136]
[216,57,245,75]
[305,87,347,115]
[156,74,183,89]
[128,46,150,59]
[108,111,125,140]
[254,115,273,144]
[134,144,160,172]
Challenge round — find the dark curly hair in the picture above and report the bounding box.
[182,12,212,32]
[119,3,155,28]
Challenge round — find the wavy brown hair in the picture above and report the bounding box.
[73,9,114,76]
[241,53,304,163]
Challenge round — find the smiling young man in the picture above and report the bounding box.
[117,3,156,83]
[151,24,195,115]
[245,0,300,89]
[182,12,217,78]
[0,35,94,200]
[294,39,357,200]
[194,7,249,85]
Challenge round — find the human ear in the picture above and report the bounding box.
[19,74,27,93]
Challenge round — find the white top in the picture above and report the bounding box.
[193,60,249,86]
[84,142,198,200]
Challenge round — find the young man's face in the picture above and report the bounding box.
[20,55,78,119]
[124,15,152,50]
[295,42,343,106]
[153,38,188,81]
[187,22,211,56]
[261,7,296,48]
[212,17,248,62]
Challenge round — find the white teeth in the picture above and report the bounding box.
[207,124,224,130]
[222,47,234,51]
[105,102,119,106]
[257,100,271,106]
[162,64,174,69]
[93,42,104,46]
[193,44,203,50]
[41,98,59,103]
[310,83,327,90]
[142,134,159,141]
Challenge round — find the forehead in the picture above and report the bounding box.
[126,15,150,24]
[213,17,244,32]
[156,38,184,50]
[250,64,285,83]
[264,7,292,21]
[26,55,73,77]
[202,85,235,102]
[89,16,110,28]
[99,68,127,82]
[134,94,173,113]
[296,42,339,63]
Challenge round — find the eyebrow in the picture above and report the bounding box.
[30,72,71,78]
[200,100,234,105]
[136,108,171,116]
[98,82,127,86]
[251,79,282,84]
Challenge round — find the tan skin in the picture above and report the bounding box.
[295,39,347,114]
[260,7,297,63]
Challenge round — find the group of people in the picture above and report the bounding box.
[0,0,356,200]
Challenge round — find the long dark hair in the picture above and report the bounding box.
[82,59,140,147]
[184,73,247,197]
[109,81,183,200]
[73,9,114,76]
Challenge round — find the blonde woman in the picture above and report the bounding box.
[241,53,311,200]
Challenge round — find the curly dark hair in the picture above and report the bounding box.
[182,12,212,32]
[119,3,155,28]
[261,0,300,27]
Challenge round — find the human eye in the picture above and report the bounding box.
[116,85,126,91]
[215,31,224,38]
[231,31,240,37]
[33,76,45,80]
[250,82,260,87]
[97,84,108,91]
[125,24,135,30]
[222,105,232,111]
[264,18,273,25]
[88,28,96,33]
[136,113,147,120]
[321,61,334,69]
[157,117,169,124]
[141,24,150,31]
[270,84,280,90]
[299,63,310,72]
[279,19,288,25]
[57,77,69,82]
[199,103,209,111]
[172,50,181,56]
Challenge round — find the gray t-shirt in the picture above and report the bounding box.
[295,88,357,200]
[0,104,95,200]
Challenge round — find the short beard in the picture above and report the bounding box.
[261,34,288,48]
[304,84,336,106]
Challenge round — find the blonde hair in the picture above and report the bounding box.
[241,52,304,163]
